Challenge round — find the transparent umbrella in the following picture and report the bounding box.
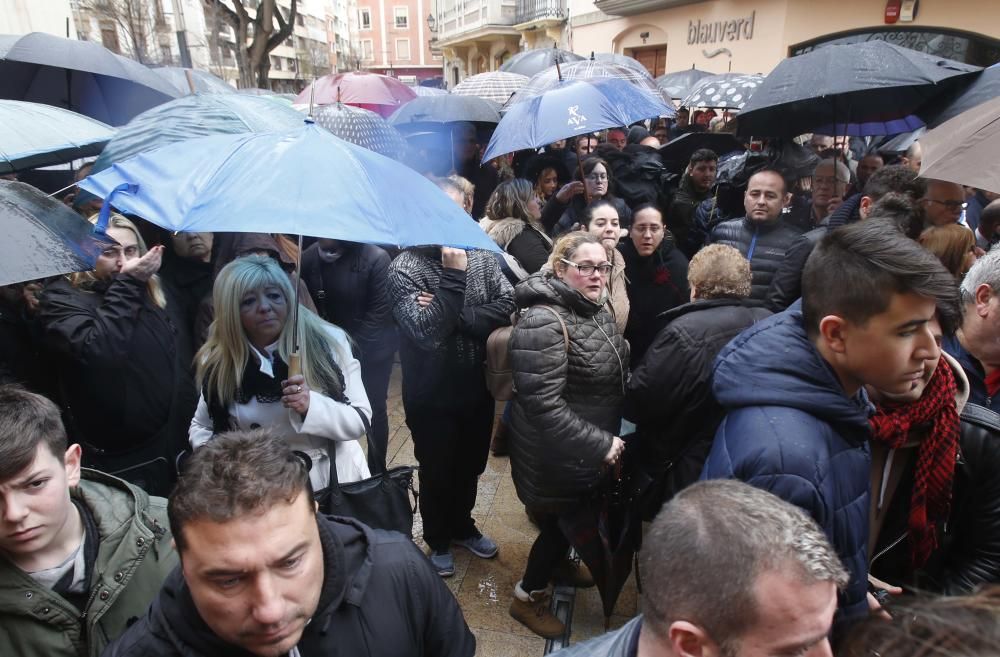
[0,100,115,174]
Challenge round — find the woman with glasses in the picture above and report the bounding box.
[618,203,690,366]
[505,232,629,638]
[580,199,629,333]
[541,157,633,237]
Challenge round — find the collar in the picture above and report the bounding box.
[248,341,279,378]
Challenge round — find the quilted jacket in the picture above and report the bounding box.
[707,216,803,301]
[508,272,629,512]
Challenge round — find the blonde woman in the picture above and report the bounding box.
[189,255,371,490]
[37,213,192,496]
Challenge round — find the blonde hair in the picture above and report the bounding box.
[547,231,602,275]
[485,178,535,223]
[920,224,976,279]
[688,244,752,299]
[195,255,348,407]
[78,213,167,308]
[447,175,475,213]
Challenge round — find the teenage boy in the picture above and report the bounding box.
[702,218,961,622]
[0,385,177,657]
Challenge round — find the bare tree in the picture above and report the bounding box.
[202,0,297,89]
[81,0,171,65]
[296,40,332,81]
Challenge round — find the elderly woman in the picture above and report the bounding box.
[507,232,629,639]
[189,255,371,490]
[38,213,194,496]
[480,178,551,280]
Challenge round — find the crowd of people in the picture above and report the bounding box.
[1,110,1000,657]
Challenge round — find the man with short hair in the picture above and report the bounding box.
[900,140,923,172]
[707,169,801,300]
[606,128,627,151]
[855,153,884,191]
[565,134,599,174]
[668,108,695,139]
[667,148,717,252]
[703,219,960,621]
[964,188,1000,234]
[809,158,851,227]
[550,479,848,657]
[975,199,1000,252]
[946,248,1000,414]
[104,429,475,657]
[0,385,177,657]
[922,180,966,227]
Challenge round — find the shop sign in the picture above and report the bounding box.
[688,10,756,45]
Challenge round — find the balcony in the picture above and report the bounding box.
[435,0,519,46]
[515,0,566,25]
[592,0,701,18]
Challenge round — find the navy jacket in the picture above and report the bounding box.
[944,335,999,413]
[701,303,872,621]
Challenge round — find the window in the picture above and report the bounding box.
[99,22,120,53]
[361,39,374,61]
[396,38,410,60]
[360,8,371,30]
[271,55,282,71]
[394,7,409,29]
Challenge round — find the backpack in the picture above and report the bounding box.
[485,305,569,401]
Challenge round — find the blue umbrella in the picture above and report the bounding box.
[481,76,673,162]
[151,66,236,95]
[0,100,115,174]
[78,121,500,253]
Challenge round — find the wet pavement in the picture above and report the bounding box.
[383,364,638,656]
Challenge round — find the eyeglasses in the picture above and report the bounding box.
[585,173,608,182]
[923,198,966,212]
[561,258,612,276]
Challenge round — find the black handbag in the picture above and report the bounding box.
[316,407,418,537]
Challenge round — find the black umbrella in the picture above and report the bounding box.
[499,47,584,77]
[926,63,1000,127]
[655,68,713,101]
[388,94,500,130]
[0,180,113,287]
[0,32,178,126]
[736,41,981,137]
[658,132,744,173]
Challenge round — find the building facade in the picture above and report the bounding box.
[568,0,1000,77]
[355,0,441,83]
[1,0,77,37]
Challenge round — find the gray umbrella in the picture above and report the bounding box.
[655,68,713,101]
[0,180,113,287]
[0,100,115,174]
[151,66,235,95]
[312,103,407,159]
[499,47,584,77]
[0,32,178,126]
[389,94,500,129]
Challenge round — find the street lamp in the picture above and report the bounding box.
[427,13,437,33]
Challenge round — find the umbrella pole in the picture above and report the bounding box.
[288,233,304,379]
[185,69,196,95]
[578,157,590,205]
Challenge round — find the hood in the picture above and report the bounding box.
[514,271,605,317]
[145,515,372,656]
[481,217,529,250]
[713,301,872,436]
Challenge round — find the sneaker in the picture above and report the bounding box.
[429,550,455,577]
[452,533,499,559]
[509,581,565,639]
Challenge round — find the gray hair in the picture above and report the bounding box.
[815,157,851,183]
[960,247,1000,303]
[640,480,848,649]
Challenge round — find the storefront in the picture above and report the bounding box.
[569,0,1000,76]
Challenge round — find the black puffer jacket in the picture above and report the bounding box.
[508,273,629,512]
[708,216,803,300]
[104,515,475,657]
[624,298,771,517]
[870,402,1000,594]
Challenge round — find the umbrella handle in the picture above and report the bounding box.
[288,352,301,378]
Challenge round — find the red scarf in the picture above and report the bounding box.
[985,369,1000,399]
[869,362,960,568]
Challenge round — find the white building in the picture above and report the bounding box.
[0,0,77,37]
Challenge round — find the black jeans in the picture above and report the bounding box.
[360,351,395,474]
[522,512,570,592]
[405,390,494,552]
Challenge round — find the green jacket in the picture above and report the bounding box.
[0,469,177,657]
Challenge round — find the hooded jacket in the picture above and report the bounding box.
[508,273,629,512]
[102,515,475,657]
[708,216,803,301]
[0,470,176,657]
[667,173,712,249]
[701,303,872,621]
[479,216,552,276]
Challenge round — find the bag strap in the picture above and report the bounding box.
[538,305,569,354]
[326,406,378,495]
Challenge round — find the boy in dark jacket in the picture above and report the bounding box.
[103,430,475,657]
[702,218,961,622]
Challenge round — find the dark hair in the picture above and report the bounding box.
[862,164,926,202]
[0,385,68,481]
[802,220,962,338]
[689,148,719,166]
[580,198,618,228]
[169,429,314,553]
[631,202,663,222]
[576,157,617,198]
[979,199,1000,236]
[867,192,925,240]
[747,168,789,195]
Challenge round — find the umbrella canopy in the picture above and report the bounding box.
[0,100,115,174]
[411,86,449,97]
[151,66,235,95]
[735,42,981,137]
[927,63,1000,127]
[0,32,178,126]
[79,122,500,252]
[590,52,650,76]
[389,94,500,130]
[91,94,304,174]
[681,73,763,111]
[312,102,407,159]
[452,72,528,104]
[0,180,113,286]
[655,68,713,100]
[919,95,1000,195]
[482,77,672,162]
[510,60,666,106]
[658,132,744,173]
[294,71,416,117]
[499,47,584,77]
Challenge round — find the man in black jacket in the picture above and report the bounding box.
[103,430,475,657]
[666,148,717,251]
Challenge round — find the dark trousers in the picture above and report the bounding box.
[522,512,570,591]
[360,351,394,474]
[405,390,494,552]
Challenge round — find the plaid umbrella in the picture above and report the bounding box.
[510,60,668,107]
[681,73,764,110]
[313,102,407,159]
[452,72,528,104]
[411,86,449,97]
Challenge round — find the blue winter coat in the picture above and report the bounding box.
[701,302,872,622]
